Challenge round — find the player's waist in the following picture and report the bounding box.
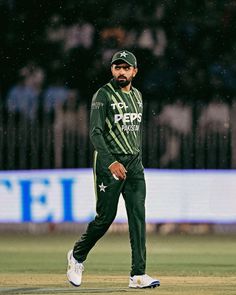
[112,152,141,163]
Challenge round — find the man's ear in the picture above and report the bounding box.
[133,67,138,77]
[111,65,115,75]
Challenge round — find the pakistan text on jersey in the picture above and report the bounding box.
[122,125,140,132]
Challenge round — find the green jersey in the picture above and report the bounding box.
[90,79,143,168]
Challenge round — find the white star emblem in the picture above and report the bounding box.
[120,51,128,58]
[99,182,107,192]
[138,101,143,108]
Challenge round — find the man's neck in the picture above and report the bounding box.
[121,83,132,92]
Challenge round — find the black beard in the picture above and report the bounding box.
[116,79,131,88]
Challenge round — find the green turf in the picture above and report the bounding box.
[0,232,236,294]
[0,233,235,276]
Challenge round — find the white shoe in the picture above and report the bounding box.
[129,274,160,288]
[67,249,84,287]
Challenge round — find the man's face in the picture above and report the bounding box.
[111,62,138,87]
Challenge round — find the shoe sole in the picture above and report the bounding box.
[67,278,80,287]
[129,281,160,289]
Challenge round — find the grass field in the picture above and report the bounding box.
[0,232,236,295]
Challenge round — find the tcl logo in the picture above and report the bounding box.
[111,102,128,110]
[114,113,142,123]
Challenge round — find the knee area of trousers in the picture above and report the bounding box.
[128,199,145,211]
[129,204,145,218]
[96,215,116,228]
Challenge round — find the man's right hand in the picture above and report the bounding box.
[109,161,127,180]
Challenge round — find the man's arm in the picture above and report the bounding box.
[90,89,117,168]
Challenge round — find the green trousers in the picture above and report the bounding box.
[73,152,146,276]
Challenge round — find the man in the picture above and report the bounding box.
[67,50,160,289]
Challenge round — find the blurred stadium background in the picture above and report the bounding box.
[0,1,236,231]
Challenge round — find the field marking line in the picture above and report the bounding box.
[0,287,140,294]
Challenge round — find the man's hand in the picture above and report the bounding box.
[109,161,127,180]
